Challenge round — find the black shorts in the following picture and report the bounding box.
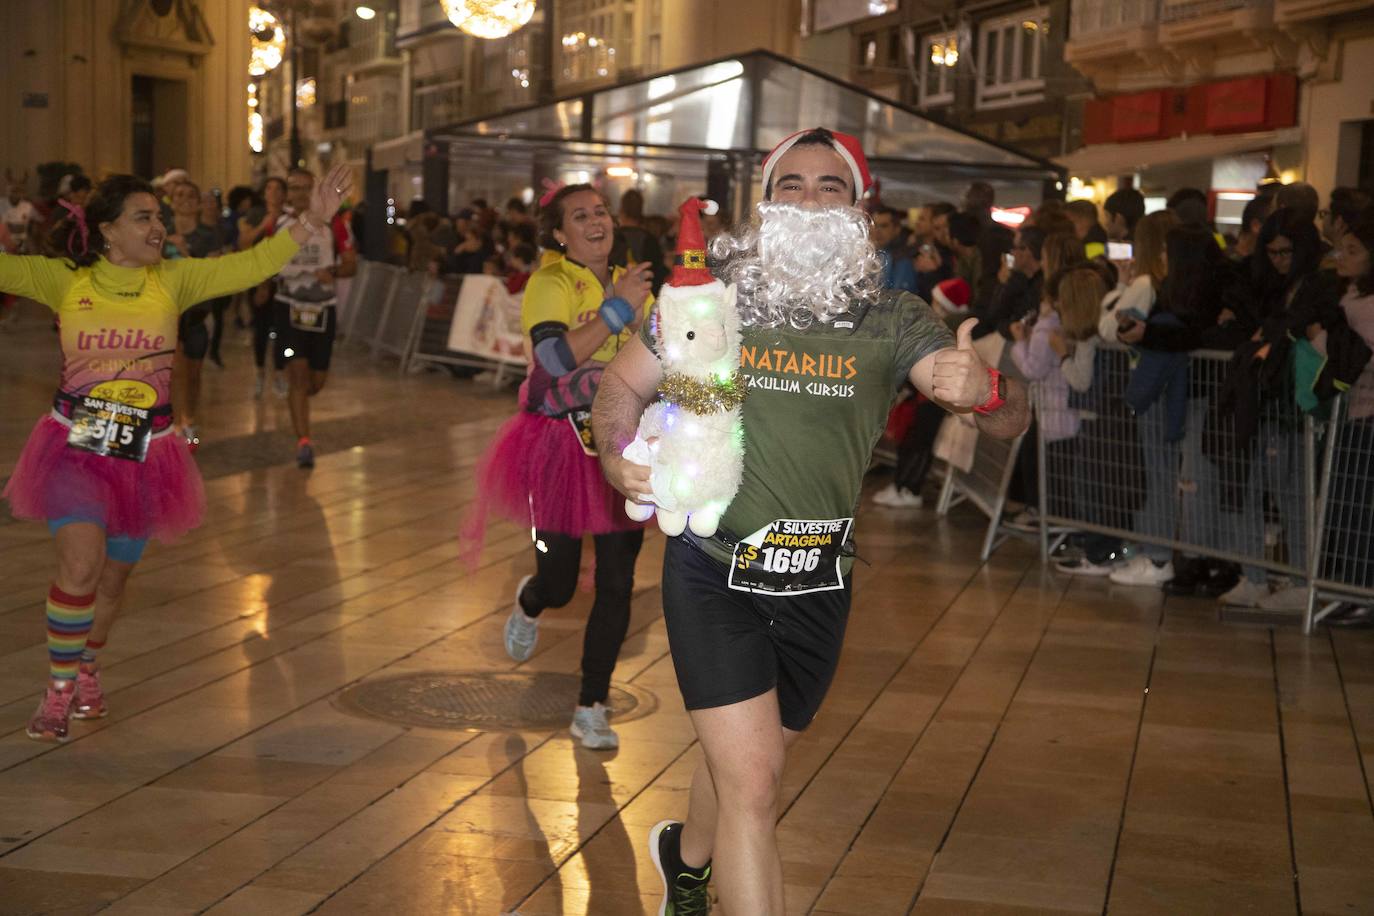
[661,534,851,731]
[178,309,209,360]
[273,299,336,372]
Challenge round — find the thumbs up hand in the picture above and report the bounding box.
[931,318,992,410]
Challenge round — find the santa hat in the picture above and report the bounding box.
[761,128,873,200]
[669,197,720,288]
[932,277,971,315]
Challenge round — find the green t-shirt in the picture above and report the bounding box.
[642,290,953,568]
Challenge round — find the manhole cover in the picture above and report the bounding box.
[334,671,657,731]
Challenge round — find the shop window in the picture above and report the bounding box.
[976,8,1047,110]
[920,29,958,107]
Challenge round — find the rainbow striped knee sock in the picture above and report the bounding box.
[47,586,95,682]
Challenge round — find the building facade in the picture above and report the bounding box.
[1061,0,1374,211]
[805,0,1092,161]
[0,0,256,190]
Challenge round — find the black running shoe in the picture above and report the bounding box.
[650,820,711,915]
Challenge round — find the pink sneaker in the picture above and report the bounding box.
[73,663,108,720]
[26,679,77,743]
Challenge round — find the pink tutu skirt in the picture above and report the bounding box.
[460,393,641,564]
[3,415,205,541]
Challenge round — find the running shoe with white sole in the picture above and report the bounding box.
[570,702,619,750]
[1258,584,1308,612]
[1055,557,1115,577]
[26,679,77,743]
[504,574,538,662]
[72,663,108,720]
[1218,578,1267,607]
[872,483,923,509]
[1109,556,1174,587]
[650,820,712,916]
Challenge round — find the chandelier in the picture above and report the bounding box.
[248,6,285,76]
[247,83,263,153]
[439,0,536,40]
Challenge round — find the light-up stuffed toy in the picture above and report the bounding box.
[623,198,745,538]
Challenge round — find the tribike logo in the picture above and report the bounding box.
[89,379,157,408]
[75,328,167,351]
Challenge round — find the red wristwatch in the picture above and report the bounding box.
[973,367,1006,415]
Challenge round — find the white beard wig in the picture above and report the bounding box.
[709,201,884,330]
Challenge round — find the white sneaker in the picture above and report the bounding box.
[503,574,538,662]
[1258,585,1309,612]
[1055,557,1114,577]
[873,483,923,508]
[1218,579,1267,607]
[1109,556,1174,587]
[570,702,619,750]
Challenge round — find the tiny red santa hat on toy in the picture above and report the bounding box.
[668,197,721,289]
[932,277,971,316]
[761,128,873,200]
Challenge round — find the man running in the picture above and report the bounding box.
[272,167,356,468]
[593,127,1029,915]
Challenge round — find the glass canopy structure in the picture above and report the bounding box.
[424,49,1063,221]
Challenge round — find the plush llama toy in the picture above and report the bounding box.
[622,198,745,538]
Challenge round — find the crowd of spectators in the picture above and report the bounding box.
[871,178,1374,621]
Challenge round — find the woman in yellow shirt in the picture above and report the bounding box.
[1,166,351,742]
[463,184,653,749]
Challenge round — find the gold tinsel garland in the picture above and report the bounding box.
[659,370,748,415]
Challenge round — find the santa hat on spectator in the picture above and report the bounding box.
[932,278,971,316]
[761,128,873,200]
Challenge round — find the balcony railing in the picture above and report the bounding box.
[413,79,466,131]
[1070,0,1161,38]
[333,15,400,72]
[1161,0,1261,22]
[346,77,402,147]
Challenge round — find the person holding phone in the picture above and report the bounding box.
[461,183,654,751]
[978,225,1045,341]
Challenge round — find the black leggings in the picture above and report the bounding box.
[207,296,230,363]
[251,303,273,369]
[520,529,645,707]
[893,397,946,493]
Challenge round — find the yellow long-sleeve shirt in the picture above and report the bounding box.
[0,232,300,417]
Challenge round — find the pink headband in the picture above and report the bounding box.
[538,178,566,209]
[59,200,89,257]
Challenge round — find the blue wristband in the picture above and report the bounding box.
[599,296,636,334]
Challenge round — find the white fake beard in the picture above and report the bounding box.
[709,201,884,330]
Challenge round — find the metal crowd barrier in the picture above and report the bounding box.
[340,262,528,385]
[1309,395,1374,627]
[935,416,1028,562]
[372,269,430,371]
[1032,342,1371,633]
[405,273,528,386]
[339,260,401,345]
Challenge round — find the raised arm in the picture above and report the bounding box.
[592,333,663,501]
[165,164,354,309]
[162,231,300,309]
[910,317,1030,439]
[0,253,74,310]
